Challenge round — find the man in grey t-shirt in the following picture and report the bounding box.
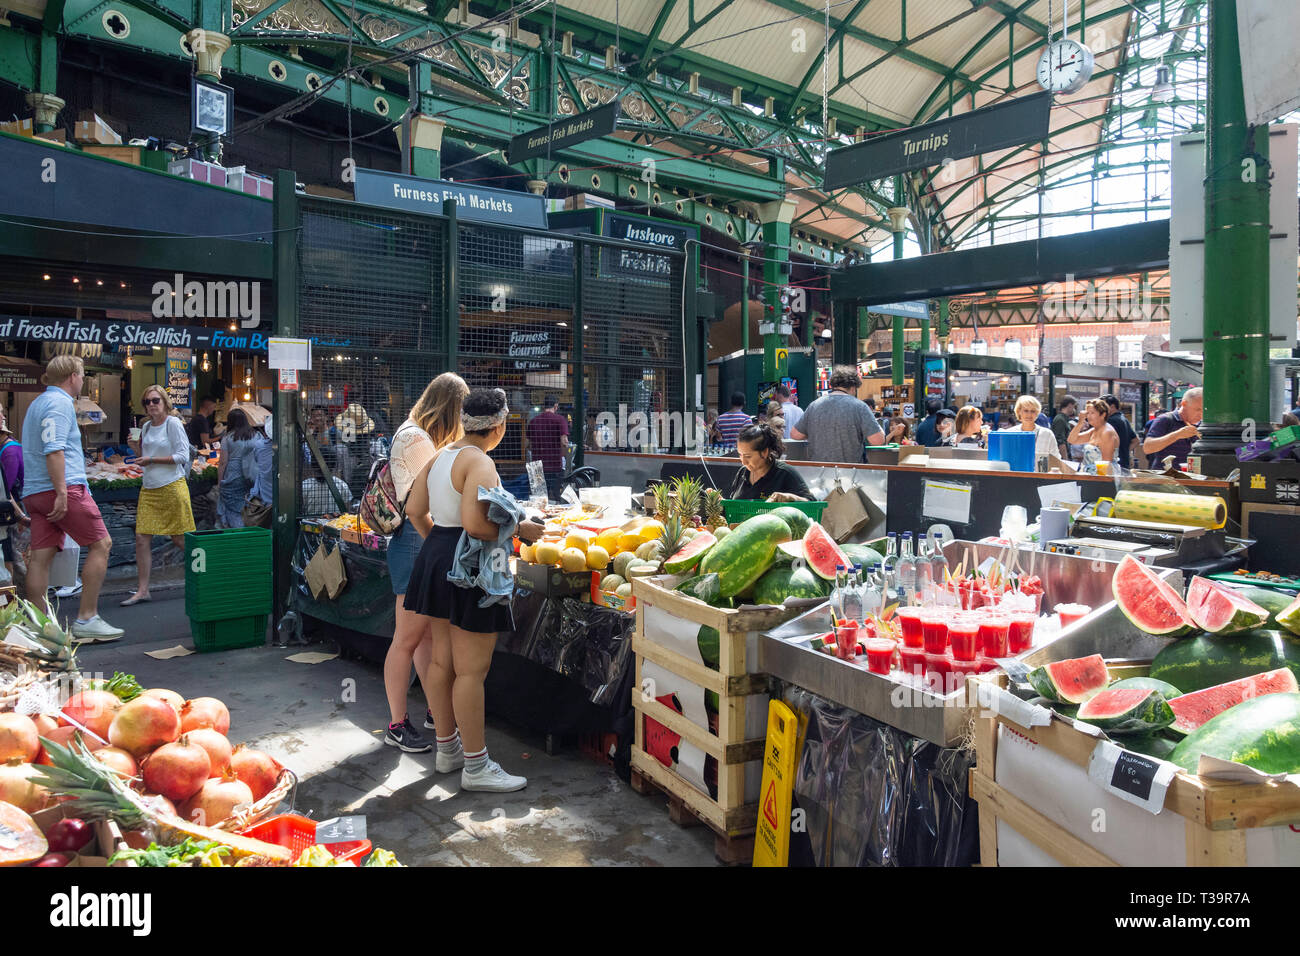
[792,366,885,463]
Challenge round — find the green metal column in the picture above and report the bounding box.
[761,218,789,383]
[1199,0,1271,452]
[572,241,585,466]
[682,242,700,450]
[889,183,908,388]
[920,304,931,354]
[271,169,301,630]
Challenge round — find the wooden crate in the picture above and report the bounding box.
[629,575,800,849]
[969,673,1300,867]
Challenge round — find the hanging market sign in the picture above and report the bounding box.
[507,100,620,164]
[0,316,352,351]
[871,300,929,320]
[601,214,691,280]
[353,168,548,228]
[822,91,1052,189]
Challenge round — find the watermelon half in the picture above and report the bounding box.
[1186,576,1271,635]
[1169,692,1300,774]
[1110,676,1183,698]
[1165,667,1299,735]
[802,522,852,582]
[1149,628,1300,693]
[1027,654,1110,704]
[1112,555,1195,636]
[1278,593,1300,637]
[663,531,717,575]
[1076,688,1175,733]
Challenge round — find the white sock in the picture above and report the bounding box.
[464,747,488,772]
[437,731,462,755]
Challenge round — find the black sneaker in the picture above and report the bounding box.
[423,709,436,731]
[384,717,432,753]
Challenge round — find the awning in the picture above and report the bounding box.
[1143,352,1300,386]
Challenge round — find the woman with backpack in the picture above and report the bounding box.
[120,385,195,606]
[376,372,470,753]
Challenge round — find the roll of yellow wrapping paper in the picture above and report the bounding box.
[1111,490,1227,529]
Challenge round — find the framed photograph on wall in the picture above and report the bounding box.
[191,76,234,137]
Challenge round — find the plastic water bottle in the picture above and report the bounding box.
[897,532,917,605]
[842,566,865,624]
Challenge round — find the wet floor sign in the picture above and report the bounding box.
[752,699,798,867]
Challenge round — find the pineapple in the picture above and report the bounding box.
[671,474,703,526]
[30,736,291,862]
[703,488,726,531]
[653,482,671,525]
[656,516,686,570]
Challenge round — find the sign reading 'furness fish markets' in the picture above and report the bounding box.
[822,91,1052,190]
[507,100,621,164]
[353,168,548,228]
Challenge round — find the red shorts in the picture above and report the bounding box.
[23,485,110,552]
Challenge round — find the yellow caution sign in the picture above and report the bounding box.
[752,699,799,867]
[775,348,789,366]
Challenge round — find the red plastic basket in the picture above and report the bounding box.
[237,814,371,865]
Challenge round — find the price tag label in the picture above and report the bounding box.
[315,815,367,844]
[1087,740,1176,814]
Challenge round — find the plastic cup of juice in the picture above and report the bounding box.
[978,612,1010,658]
[896,606,925,648]
[1008,613,1037,654]
[864,638,896,675]
[948,617,980,662]
[921,609,950,653]
[924,652,950,693]
[834,621,860,660]
[1056,603,1092,628]
[898,644,927,678]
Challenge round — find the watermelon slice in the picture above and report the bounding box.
[1166,667,1299,735]
[1112,555,1195,636]
[1110,676,1183,698]
[1027,654,1110,704]
[1169,692,1300,774]
[802,522,852,581]
[1186,576,1271,635]
[663,531,717,575]
[1278,593,1300,637]
[1076,688,1175,733]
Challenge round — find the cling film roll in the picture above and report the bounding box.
[1110,490,1227,529]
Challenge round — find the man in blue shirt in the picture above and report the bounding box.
[21,356,122,640]
[914,397,945,447]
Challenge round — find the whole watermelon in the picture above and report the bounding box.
[752,565,828,607]
[1236,587,1295,629]
[1149,628,1300,693]
[769,506,813,540]
[697,626,720,670]
[676,573,721,605]
[697,514,791,598]
[1169,692,1300,774]
[841,543,884,568]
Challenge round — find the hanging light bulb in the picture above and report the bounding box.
[125,352,133,369]
[326,385,333,400]
[201,352,211,372]
[1150,63,1174,103]
[243,390,252,401]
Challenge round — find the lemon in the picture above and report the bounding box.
[596,528,622,553]
[617,532,643,553]
[519,541,536,563]
[565,530,593,552]
[586,545,610,570]
[534,540,562,565]
[638,521,665,541]
[560,547,588,572]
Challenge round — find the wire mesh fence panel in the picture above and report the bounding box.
[580,244,683,364]
[584,363,688,453]
[298,201,446,354]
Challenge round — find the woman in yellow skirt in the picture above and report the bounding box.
[121,384,195,606]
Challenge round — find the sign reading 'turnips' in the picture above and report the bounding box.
[601,214,691,280]
[353,169,548,228]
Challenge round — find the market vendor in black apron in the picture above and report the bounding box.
[727,422,812,501]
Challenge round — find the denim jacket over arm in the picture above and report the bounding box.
[448,484,527,607]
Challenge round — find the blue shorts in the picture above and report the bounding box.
[386,520,422,596]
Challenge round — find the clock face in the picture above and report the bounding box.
[1036,39,1095,94]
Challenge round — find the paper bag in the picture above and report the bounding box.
[322,543,348,600]
[303,543,329,600]
[822,481,871,541]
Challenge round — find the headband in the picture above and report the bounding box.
[462,390,508,431]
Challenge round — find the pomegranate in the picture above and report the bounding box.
[36,726,105,766]
[140,792,177,817]
[140,735,209,802]
[109,695,181,758]
[93,746,139,783]
[178,770,253,827]
[140,688,185,716]
[229,746,284,801]
[0,713,39,763]
[179,697,230,735]
[61,689,123,740]
[185,728,233,777]
[0,759,49,813]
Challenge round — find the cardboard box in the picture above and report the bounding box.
[226,165,274,199]
[81,144,145,165]
[0,118,34,137]
[1239,458,1300,504]
[74,111,121,145]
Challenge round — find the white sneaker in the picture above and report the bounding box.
[70,615,125,642]
[435,747,465,774]
[461,758,526,793]
[53,580,83,599]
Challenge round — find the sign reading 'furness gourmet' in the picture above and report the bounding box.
[822,91,1052,190]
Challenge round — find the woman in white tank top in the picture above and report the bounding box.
[404,388,544,793]
[381,373,468,756]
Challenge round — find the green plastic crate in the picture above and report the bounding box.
[721,498,828,525]
[185,527,272,620]
[190,613,268,653]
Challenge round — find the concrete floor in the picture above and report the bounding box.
[75,593,721,866]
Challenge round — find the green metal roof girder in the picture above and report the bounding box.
[783,0,875,123]
[63,0,200,65]
[635,0,683,75]
[0,26,38,90]
[227,42,405,120]
[640,0,742,74]
[422,92,785,201]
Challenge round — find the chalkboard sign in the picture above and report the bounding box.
[166,348,192,411]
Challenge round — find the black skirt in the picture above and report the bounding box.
[402,525,514,634]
